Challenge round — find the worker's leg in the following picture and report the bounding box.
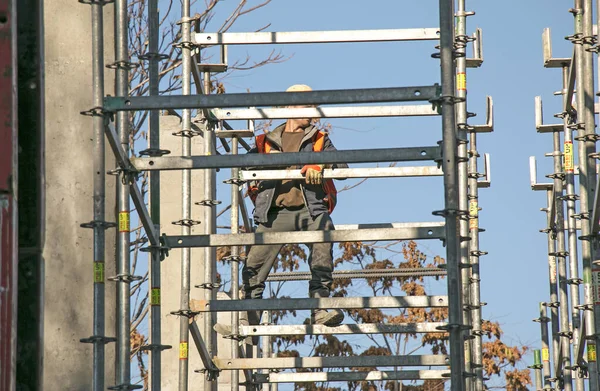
[299,207,344,326]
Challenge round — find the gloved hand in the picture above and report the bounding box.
[300,165,323,185]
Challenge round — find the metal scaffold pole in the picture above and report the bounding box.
[533,302,552,389]
[113,0,135,388]
[573,0,600,386]
[438,1,466,390]
[455,2,472,389]
[143,0,171,389]
[551,119,573,391]
[178,0,193,388]
[202,71,218,391]
[230,137,240,391]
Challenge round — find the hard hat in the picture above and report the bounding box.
[286,84,312,92]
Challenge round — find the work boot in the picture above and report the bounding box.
[311,308,344,327]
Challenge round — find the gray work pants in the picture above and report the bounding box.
[242,206,335,300]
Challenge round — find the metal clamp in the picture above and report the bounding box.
[532,316,550,323]
[574,304,593,311]
[221,255,247,263]
[545,172,565,180]
[548,251,569,257]
[195,199,222,206]
[170,309,200,318]
[223,178,246,186]
[193,367,220,381]
[432,208,469,217]
[138,148,171,157]
[172,129,202,138]
[139,344,173,352]
[80,335,117,344]
[470,250,488,257]
[195,282,223,290]
[108,384,143,391]
[80,220,117,230]
[436,323,472,331]
[171,218,201,227]
[542,301,560,308]
[137,52,170,61]
[567,278,583,285]
[140,244,170,260]
[173,41,198,50]
[106,60,140,70]
[80,106,110,117]
[557,331,573,338]
[107,274,144,283]
[575,134,600,142]
[78,0,114,4]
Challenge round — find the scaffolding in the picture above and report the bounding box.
[529,1,600,390]
[78,0,493,390]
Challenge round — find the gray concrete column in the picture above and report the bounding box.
[42,1,116,389]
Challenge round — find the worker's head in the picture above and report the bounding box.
[286,84,314,128]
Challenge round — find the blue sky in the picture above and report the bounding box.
[146,0,587,384]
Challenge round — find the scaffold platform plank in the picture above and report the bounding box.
[213,354,449,370]
[195,295,448,313]
[252,370,450,384]
[162,222,445,248]
[239,322,448,337]
[194,28,440,45]
[266,267,447,282]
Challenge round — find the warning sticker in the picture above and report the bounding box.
[119,211,130,233]
[94,262,105,284]
[469,218,478,231]
[592,268,600,305]
[542,347,549,362]
[179,342,188,359]
[564,141,574,173]
[469,201,478,217]
[589,344,597,362]
[457,72,467,91]
[151,288,161,306]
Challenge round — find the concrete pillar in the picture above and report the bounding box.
[160,115,208,390]
[42,1,116,390]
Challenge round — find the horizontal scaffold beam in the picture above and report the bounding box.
[240,166,443,181]
[210,104,439,120]
[239,322,448,337]
[132,146,441,171]
[104,85,440,111]
[162,222,445,248]
[194,28,441,45]
[253,370,450,384]
[267,267,447,281]
[214,354,449,370]
[194,295,448,313]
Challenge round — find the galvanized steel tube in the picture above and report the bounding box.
[574,0,599,386]
[148,0,164,389]
[91,1,106,389]
[551,125,573,391]
[455,2,472,389]
[178,0,193,389]
[230,137,240,390]
[438,1,465,390]
[115,0,131,386]
[544,190,561,378]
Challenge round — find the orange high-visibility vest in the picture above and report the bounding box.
[251,131,338,214]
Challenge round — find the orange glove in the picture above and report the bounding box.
[300,165,323,185]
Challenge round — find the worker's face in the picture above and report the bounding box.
[289,105,314,127]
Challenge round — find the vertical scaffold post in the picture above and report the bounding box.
[574,0,599,386]
[91,1,106,389]
[535,302,552,389]
[114,0,133,387]
[178,0,193,388]
[455,2,472,390]
[551,120,573,391]
[230,137,240,391]
[202,71,218,391]
[561,64,584,391]
[146,0,169,389]
[438,1,465,390]
[468,127,484,391]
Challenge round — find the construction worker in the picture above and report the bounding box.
[216,84,347,338]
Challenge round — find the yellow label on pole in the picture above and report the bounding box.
[151,288,161,306]
[469,218,478,230]
[94,262,105,283]
[589,344,597,362]
[542,347,549,362]
[564,141,574,173]
[119,211,130,232]
[457,72,467,91]
[469,200,478,217]
[179,342,188,359]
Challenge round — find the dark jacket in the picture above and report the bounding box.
[248,123,348,224]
